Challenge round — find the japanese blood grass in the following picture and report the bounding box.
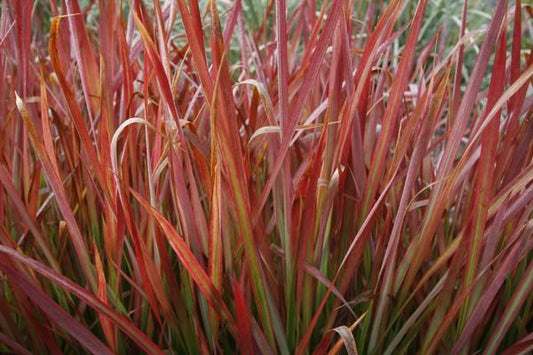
[0,0,532,354]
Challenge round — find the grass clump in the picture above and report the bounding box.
[0,0,531,353]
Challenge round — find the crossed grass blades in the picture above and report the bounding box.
[0,0,532,353]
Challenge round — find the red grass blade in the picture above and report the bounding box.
[484,252,533,354]
[0,246,165,354]
[232,278,255,354]
[0,258,113,355]
[0,331,32,355]
[130,189,237,333]
[15,93,96,290]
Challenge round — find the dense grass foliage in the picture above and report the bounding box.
[0,0,532,353]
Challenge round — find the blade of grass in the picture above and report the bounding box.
[452,227,530,353]
[457,12,507,334]
[130,189,237,333]
[483,250,533,354]
[371,67,449,353]
[0,245,165,354]
[15,93,96,291]
[232,278,255,355]
[501,333,533,355]
[0,331,32,355]
[0,258,113,355]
